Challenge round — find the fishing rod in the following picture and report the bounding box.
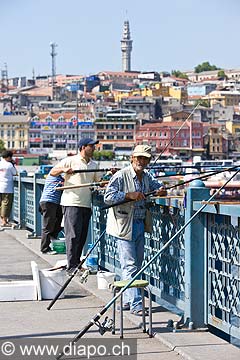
[149,164,238,170]
[161,164,240,187]
[61,105,199,178]
[56,167,240,360]
[73,168,119,174]
[69,164,238,174]
[101,164,240,210]
[156,169,228,179]
[55,180,108,191]
[151,103,200,167]
[47,230,106,310]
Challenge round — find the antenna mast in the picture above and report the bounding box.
[1,63,9,93]
[50,42,57,100]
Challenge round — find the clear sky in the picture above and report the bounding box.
[1,0,240,78]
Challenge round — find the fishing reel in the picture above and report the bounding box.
[79,269,90,283]
[145,200,156,209]
[95,317,114,335]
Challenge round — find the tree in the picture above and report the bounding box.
[194,61,220,73]
[217,70,227,80]
[93,150,115,161]
[171,70,189,79]
[194,99,210,108]
[0,140,5,153]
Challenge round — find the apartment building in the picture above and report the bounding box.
[29,112,95,155]
[0,115,29,150]
[95,108,137,157]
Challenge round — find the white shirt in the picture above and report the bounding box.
[0,159,17,193]
[53,154,99,208]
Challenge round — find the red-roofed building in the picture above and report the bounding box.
[136,120,204,157]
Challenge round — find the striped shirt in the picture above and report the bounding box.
[40,174,64,204]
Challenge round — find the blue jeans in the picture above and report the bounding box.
[116,220,145,311]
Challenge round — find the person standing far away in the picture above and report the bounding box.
[50,138,99,275]
[104,144,167,316]
[39,173,64,255]
[0,150,18,228]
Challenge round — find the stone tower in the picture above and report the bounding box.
[121,20,132,72]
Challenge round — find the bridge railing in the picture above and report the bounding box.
[13,172,44,237]
[12,174,240,343]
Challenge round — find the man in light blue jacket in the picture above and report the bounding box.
[104,145,166,316]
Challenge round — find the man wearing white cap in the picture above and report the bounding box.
[104,144,166,316]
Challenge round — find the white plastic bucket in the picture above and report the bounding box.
[39,268,66,299]
[97,271,115,290]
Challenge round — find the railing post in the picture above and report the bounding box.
[33,173,43,237]
[184,179,210,328]
[18,171,28,228]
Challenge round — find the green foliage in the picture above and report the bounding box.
[194,99,210,108]
[217,70,227,79]
[0,140,6,153]
[194,61,221,73]
[171,70,189,79]
[93,150,115,161]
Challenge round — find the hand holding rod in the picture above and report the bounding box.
[56,168,240,360]
[101,190,157,210]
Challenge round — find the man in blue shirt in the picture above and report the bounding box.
[104,145,166,316]
[39,174,64,254]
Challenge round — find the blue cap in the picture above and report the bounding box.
[78,138,99,148]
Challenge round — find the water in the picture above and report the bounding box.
[86,244,98,273]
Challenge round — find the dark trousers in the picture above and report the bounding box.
[63,206,92,270]
[40,202,63,253]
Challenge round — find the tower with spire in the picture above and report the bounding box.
[121,20,132,72]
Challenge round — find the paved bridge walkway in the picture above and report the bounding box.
[0,228,239,360]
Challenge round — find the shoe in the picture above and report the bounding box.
[130,308,149,317]
[42,250,57,255]
[1,223,12,227]
[117,303,130,311]
[66,267,78,276]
